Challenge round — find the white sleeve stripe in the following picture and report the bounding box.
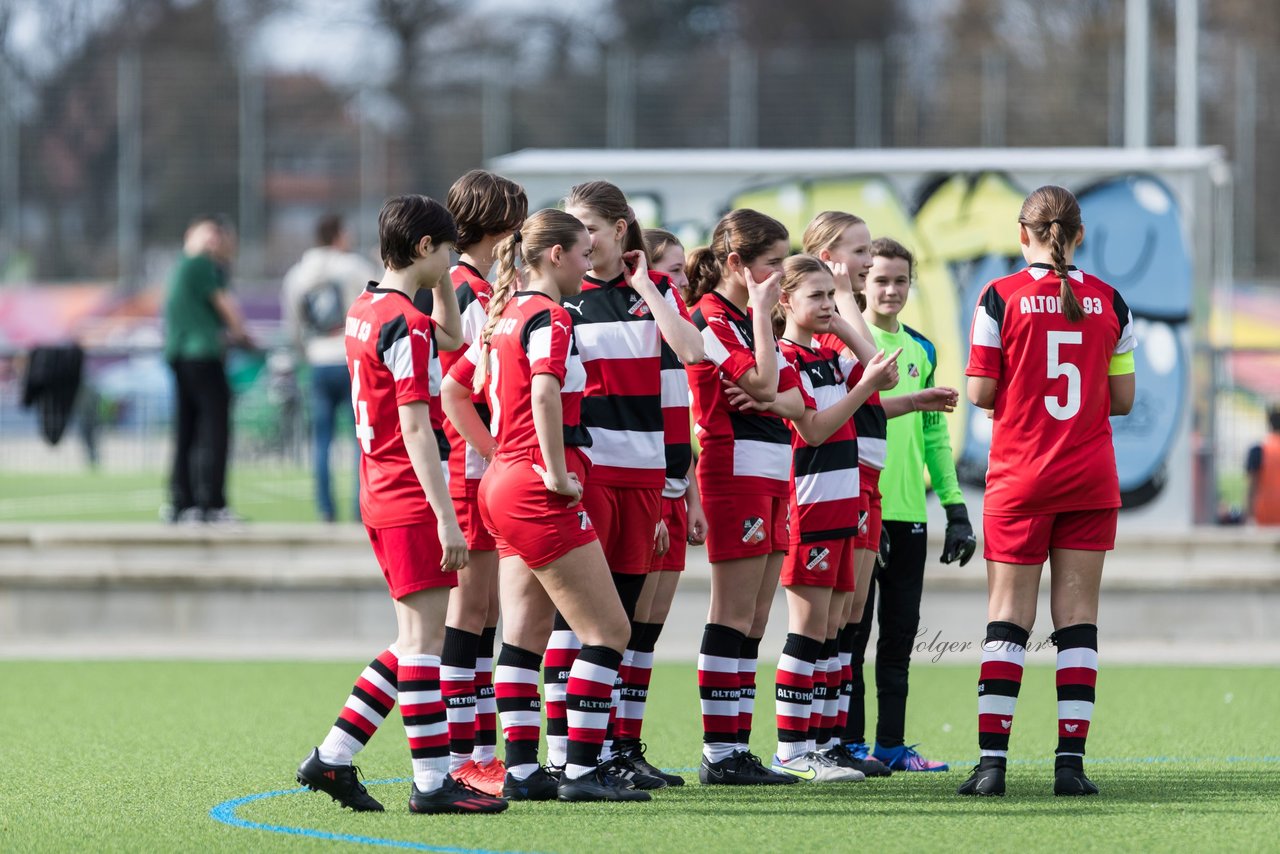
[528,326,553,364]
[1114,310,1137,356]
[971,305,1001,350]
[386,335,415,381]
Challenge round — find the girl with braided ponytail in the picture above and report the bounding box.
[440,209,647,804]
[959,185,1137,797]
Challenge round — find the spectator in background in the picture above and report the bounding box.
[282,213,378,522]
[163,215,251,524]
[1246,405,1280,525]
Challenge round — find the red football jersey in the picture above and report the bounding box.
[440,263,494,498]
[570,270,693,490]
[345,284,443,528]
[688,291,802,498]
[815,332,888,470]
[448,291,590,463]
[967,264,1136,514]
[780,339,862,543]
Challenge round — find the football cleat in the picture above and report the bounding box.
[502,766,560,801]
[873,742,950,772]
[408,775,508,814]
[296,748,384,812]
[613,739,685,787]
[699,751,798,785]
[1053,755,1099,796]
[772,751,866,783]
[601,752,668,790]
[825,742,892,777]
[466,757,507,797]
[956,756,1007,796]
[557,765,651,802]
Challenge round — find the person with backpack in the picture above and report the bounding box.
[282,213,379,522]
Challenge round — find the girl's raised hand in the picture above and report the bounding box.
[864,347,902,391]
[827,260,853,293]
[622,250,656,293]
[744,266,782,312]
[912,386,960,413]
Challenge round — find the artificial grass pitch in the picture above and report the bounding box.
[1,662,1276,852]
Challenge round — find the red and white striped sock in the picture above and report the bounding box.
[978,621,1029,758]
[318,646,398,765]
[775,633,821,762]
[543,617,581,768]
[472,626,498,764]
[836,640,854,742]
[565,645,622,780]
[1053,624,1098,757]
[495,643,542,781]
[808,653,830,753]
[440,627,479,772]
[615,621,661,742]
[737,636,761,750]
[820,639,841,750]
[399,654,449,792]
[698,623,744,763]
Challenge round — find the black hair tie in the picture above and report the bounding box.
[513,230,522,243]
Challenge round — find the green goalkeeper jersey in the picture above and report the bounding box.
[869,321,964,523]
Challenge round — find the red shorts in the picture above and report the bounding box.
[854,465,883,552]
[654,495,688,572]
[478,449,597,569]
[453,492,497,552]
[581,483,663,575]
[782,536,855,591]
[365,520,458,599]
[983,508,1119,566]
[703,492,789,563]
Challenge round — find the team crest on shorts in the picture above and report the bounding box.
[858,510,869,536]
[577,510,593,531]
[741,516,766,544]
[805,547,831,572]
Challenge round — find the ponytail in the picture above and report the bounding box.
[684,246,721,307]
[1019,185,1085,323]
[473,232,520,394]
[1048,222,1084,322]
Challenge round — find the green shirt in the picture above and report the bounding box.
[870,321,964,522]
[164,254,227,361]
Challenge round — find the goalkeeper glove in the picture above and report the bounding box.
[941,503,977,566]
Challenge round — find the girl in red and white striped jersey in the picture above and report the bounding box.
[802,212,957,776]
[436,170,528,796]
[539,183,703,789]
[684,209,805,785]
[441,209,647,803]
[770,254,901,783]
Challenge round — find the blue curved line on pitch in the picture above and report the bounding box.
[209,778,529,854]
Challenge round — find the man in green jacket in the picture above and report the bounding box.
[164,216,251,523]
[849,237,976,772]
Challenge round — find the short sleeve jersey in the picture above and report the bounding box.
[345,284,443,528]
[438,263,493,497]
[780,339,862,543]
[164,253,227,361]
[448,291,590,461]
[687,291,802,498]
[967,264,1137,515]
[569,270,693,491]
[815,332,888,470]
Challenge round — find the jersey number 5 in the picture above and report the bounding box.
[350,359,374,452]
[1045,331,1082,421]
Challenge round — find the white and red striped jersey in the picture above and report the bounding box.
[816,332,887,470]
[967,264,1136,515]
[439,262,493,498]
[345,284,442,528]
[780,339,862,543]
[568,270,693,490]
[688,291,802,498]
[448,291,590,461]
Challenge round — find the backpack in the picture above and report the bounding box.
[300,279,347,335]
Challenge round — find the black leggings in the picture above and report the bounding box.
[849,519,928,748]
